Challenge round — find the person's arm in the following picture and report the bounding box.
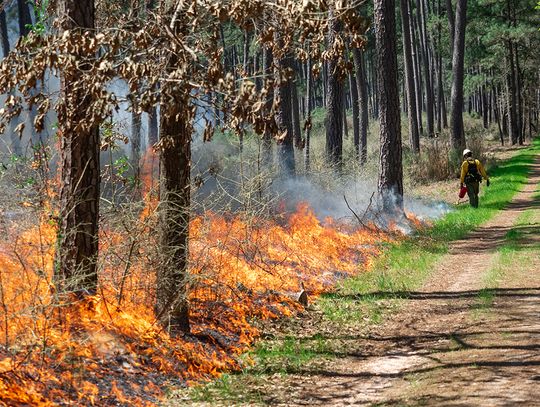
[460,161,468,185]
[476,160,489,180]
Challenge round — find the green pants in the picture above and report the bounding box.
[466,181,480,208]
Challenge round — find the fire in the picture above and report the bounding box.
[0,191,398,404]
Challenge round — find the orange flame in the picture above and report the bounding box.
[0,184,399,404]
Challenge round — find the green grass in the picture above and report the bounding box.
[250,335,333,374]
[187,373,265,404]
[184,335,334,404]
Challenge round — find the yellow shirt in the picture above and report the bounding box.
[460,158,489,184]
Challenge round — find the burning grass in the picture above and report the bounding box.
[0,194,396,405]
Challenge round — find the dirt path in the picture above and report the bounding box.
[274,157,540,406]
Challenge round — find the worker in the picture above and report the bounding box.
[460,149,490,208]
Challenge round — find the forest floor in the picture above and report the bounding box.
[171,143,540,406]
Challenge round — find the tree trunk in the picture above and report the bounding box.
[375,0,403,213]
[416,0,434,137]
[493,84,504,145]
[446,0,455,54]
[418,0,435,137]
[275,44,295,176]
[262,45,274,167]
[325,12,344,170]
[322,60,328,107]
[0,10,9,59]
[505,41,519,145]
[514,47,524,144]
[17,0,32,37]
[353,48,369,165]
[481,83,489,129]
[291,67,303,149]
[157,88,191,334]
[342,91,349,140]
[401,0,420,153]
[305,56,313,171]
[148,105,159,146]
[449,0,468,153]
[243,29,251,74]
[349,69,360,159]
[410,3,424,137]
[55,0,100,296]
[371,51,380,119]
[131,111,142,193]
[1,10,21,157]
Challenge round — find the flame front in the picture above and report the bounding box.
[0,195,394,405]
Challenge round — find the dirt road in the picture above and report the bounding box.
[272,157,540,406]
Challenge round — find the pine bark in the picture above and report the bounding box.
[375,0,403,213]
[514,47,524,144]
[275,46,295,176]
[446,0,455,54]
[325,12,344,170]
[17,0,32,37]
[304,56,313,171]
[131,111,142,191]
[148,106,159,146]
[262,45,274,167]
[55,0,100,295]
[418,0,435,137]
[449,0,468,152]
[0,11,9,58]
[349,69,360,159]
[1,10,21,157]
[291,67,303,149]
[156,51,192,334]
[400,0,420,153]
[410,3,425,137]
[353,48,369,165]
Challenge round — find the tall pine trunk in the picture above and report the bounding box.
[148,106,159,146]
[17,0,32,36]
[418,0,435,137]
[401,0,420,153]
[0,10,21,157]
[156,51,192,334]
[446,0,455,54]
[275,44,295,176]
[410,3,425,137]
[349,68,360,159]
[262,45,274,167]
[131,111,142,194]
[55,0,100,296]
[375,0,403,213]
[325,11,344,170]
[353,48,369,165]
[449,0,468,153]
[291,66,303,149]
[305,56,313,171]
[505,41,519,145]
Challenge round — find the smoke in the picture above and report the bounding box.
[188,133,453,230]
[274,176,378,221]
[404,197,452,221]
[275,176,452,227]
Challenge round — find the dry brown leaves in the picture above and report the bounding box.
[0,0,368,146]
